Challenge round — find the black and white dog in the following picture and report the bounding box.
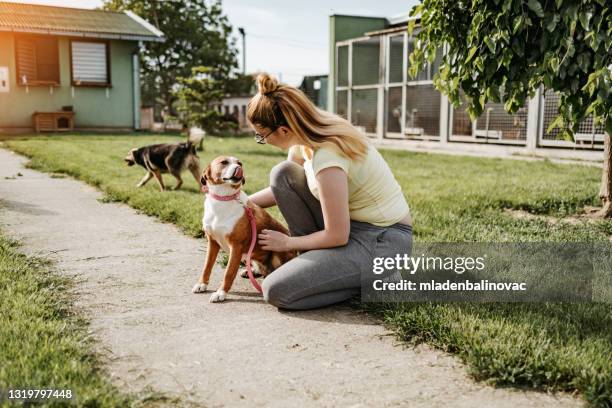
[124,141,201,191]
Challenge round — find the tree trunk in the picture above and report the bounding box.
[598,134,612,217]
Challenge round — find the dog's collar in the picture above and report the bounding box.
[201,185,241,201]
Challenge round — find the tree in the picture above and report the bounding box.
[224,73,256,97]
[408,0,611,216]
[102,0,237,118]
[174,66,238,136]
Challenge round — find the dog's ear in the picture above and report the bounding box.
[202,164,213,185]
[132,147,140,157]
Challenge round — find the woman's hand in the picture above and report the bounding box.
[258,229,292,252]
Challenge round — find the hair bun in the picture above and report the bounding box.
[257,73,279,96]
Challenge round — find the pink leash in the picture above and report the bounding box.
[201,186,263,293]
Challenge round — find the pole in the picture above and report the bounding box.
[238,27,246,74]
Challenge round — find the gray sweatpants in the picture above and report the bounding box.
[262,161,412,310]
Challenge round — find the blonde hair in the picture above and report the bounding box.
[247,73,368,160]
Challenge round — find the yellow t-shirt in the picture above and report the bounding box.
[301,144,410,227]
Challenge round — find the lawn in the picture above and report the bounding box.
[0,232,135,407]
[4,133,611,407]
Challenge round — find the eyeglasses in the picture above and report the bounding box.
[254,128,277,144]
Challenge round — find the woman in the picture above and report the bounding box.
[248,73,412,310]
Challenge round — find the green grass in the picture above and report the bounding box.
[0,232,136,407]
[4,133,612,407]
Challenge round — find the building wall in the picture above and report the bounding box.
[0,32,137,130]
[221,96,251,129]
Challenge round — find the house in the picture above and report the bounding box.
[328,13,606,155]
[221,95,251,131]
[299,74,328,110]
[0,2,163,133]
[219,74,330,131]
[219,74,257,132]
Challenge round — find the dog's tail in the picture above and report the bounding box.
[187,127,206,153]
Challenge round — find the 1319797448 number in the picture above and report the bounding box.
[3,388,74,402]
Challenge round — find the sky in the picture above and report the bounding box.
[3,0,418,85]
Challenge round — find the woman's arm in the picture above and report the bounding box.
[250,186,276,208]
[259,167,350,251]
[249,146,305,208]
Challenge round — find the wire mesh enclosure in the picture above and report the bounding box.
[337,45,349,87]
[388,35,403,84]
[405,84,440,138]
[336,90,348,119]
[386,86,402,134]
[475,102,528,141]
[352,38,380,86]
[541,90,605,147]
[352,88,378,134]
[333,26,605,151]
[451,93,528,144]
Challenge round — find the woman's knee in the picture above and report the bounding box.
[262,276,290,308]
[270,160,303,190]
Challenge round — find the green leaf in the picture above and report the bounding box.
[408,19,416,35]
[570,78,579,92]
[484,36,497,53]
[486,86,501,102]
[466,46,478,62]
[499,30,510,44]
[409,4,423,17]
[546,14,560,32]
[502,0,513,13]
[550,57,560,71]
[546,115,564,134]
[513,16,524,33]
[511,39,524,57]
[577,52,591,73]
[527,0,544,18]
[579,11,592,30]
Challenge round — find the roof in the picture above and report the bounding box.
[0,2,164,42]
[388,13,411,26]
[365,14,421,36]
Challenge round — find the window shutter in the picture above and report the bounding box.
[71,42,108,85]
[16,39,37,84]
[36,37,59,82]
[16,36,59,85]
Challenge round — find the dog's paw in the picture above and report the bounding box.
[192,282,208,293]
[209,289,227,303]
[239,269,262,279]
[240,265,263,279]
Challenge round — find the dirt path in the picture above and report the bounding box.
[0,148,582,408]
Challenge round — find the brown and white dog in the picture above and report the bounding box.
[192,156,295,302]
